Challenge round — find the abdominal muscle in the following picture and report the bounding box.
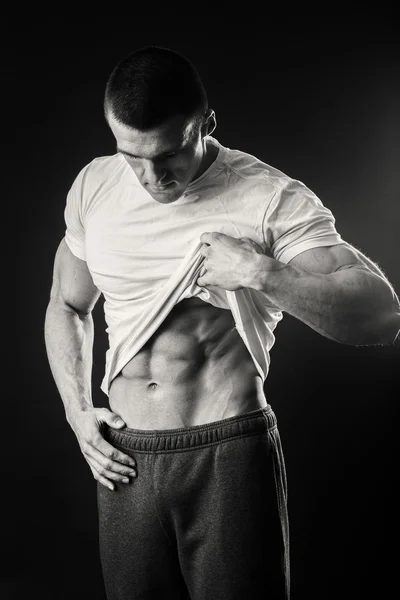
[108,297,267,430]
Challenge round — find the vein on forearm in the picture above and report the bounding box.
[44,303,95,415]
[253,260,400,345]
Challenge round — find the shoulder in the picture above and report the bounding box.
[77,153,125,188]
[68,153,127,206]
[212,136,293,193]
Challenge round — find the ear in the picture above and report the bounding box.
[201,109,217,138]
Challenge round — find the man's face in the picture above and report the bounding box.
[107,112,206,204]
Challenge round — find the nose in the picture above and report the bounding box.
[144,160,167,185]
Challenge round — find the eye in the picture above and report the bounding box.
[164,152,177,158]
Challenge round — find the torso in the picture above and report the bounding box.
[108,296,267,429]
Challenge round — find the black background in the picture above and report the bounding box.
[10,18,400,600]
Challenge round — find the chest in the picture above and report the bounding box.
[83,188,262,298]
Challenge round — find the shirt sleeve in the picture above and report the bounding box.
[262,178,344,264]
[64,165,88,261]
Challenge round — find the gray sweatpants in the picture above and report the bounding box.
[97,405,290,599]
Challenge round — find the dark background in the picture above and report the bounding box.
[10,20,400,600]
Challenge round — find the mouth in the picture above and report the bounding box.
[148,182,174,192]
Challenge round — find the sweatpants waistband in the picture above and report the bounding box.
[103,405,276,453]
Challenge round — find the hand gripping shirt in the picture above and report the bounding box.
[64,136,344,395]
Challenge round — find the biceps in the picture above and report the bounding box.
[288,242,385,276]
[50,238,101,316]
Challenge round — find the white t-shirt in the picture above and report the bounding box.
[64,136,344,395]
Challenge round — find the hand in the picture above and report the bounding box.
[68,407,137,491]
[197,232,265,291]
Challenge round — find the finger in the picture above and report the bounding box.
[197,276,207,287]
[87,455,135,485]
[199,263,207,276]
[97,407,127,430]
[199,232,215,245]
[243,236,264,251]
[97,437,137,468]
[83,436,137,472]
[88,464,115,491]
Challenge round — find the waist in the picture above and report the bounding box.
[103,404,276,452]
[108,363,267,430]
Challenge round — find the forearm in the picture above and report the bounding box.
[44,302,95,422]
[247,256,400,345]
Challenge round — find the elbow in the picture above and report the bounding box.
[46,298,93,322]
[376,297,400,345]
[345,309,400,347]
[382,310,400,346]
[347,280,400,346]
[65,302,93,321]
[370,281,400,345]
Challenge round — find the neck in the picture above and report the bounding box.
[194,137,218,181]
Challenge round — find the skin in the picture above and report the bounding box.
[107,109,219,205]
[44,109,400,491]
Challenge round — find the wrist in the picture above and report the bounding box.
[244,253,295,293]
[66,401,93,423]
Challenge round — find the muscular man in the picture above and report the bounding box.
[44,46,400,600]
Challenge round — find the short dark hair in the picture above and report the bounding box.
[104,46,208,130]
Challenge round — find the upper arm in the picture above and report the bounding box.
[288,242,390,279]
[262,178,344,264]
[49,238,101,316]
